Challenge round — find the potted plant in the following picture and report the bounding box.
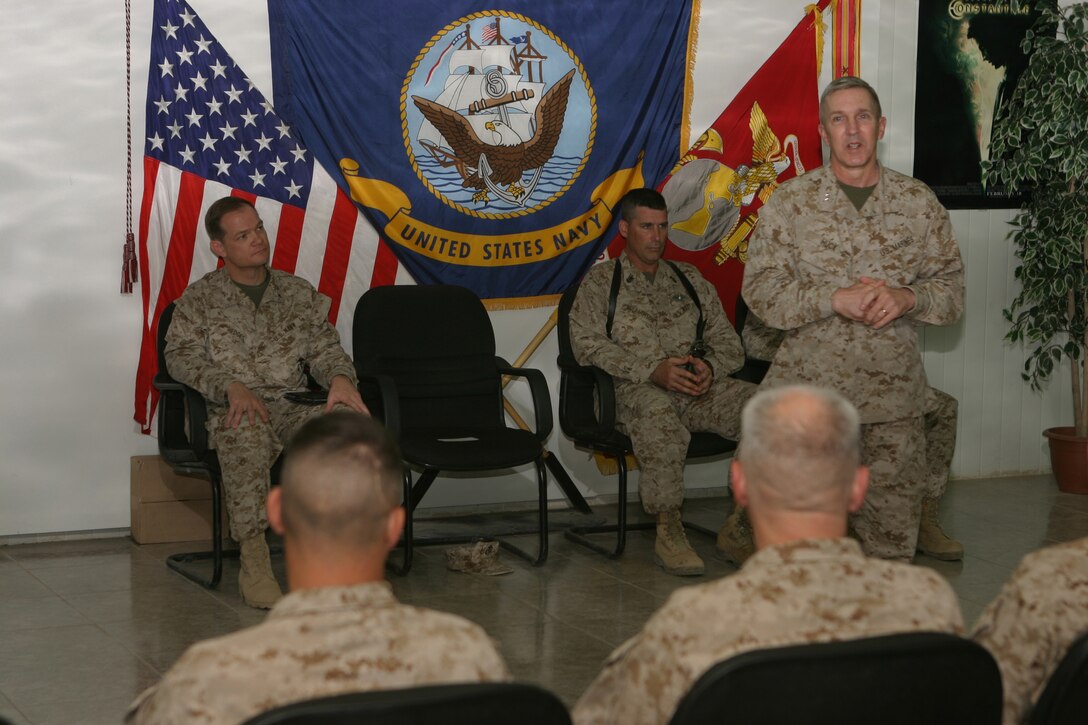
[984,1,1088,493]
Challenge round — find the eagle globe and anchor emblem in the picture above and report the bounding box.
[403,13,594,218]
[663,102,804,264]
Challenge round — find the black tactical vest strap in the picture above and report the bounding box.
[605,259,704,344]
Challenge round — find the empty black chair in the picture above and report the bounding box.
[555,284,736,557]
[242,682,571,725]
[353,285,553,574]
[1027,629,1088,725]
[668,632,1003,725]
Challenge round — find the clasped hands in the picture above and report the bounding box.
[651,355,713,397]
[831,276,915,330]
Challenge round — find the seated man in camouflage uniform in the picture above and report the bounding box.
[572,386,964,725]
[568,188,757,576]
[127,412,510,725]
[164,197,367,608]
[973,537,1088,725]
[718,310,965,562]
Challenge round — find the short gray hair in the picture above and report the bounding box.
[819,76,882,125]
[738,385,861,512]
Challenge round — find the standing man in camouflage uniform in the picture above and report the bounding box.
[572,386,964,725]
[127,411,509,725]
[743,77,964,561]
[973,537,1088,725]
[569,188,757,576]
[725,313,965,561]
[164,197,367,608]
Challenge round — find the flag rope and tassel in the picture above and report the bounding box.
[122,0,138,294]
[832,0,862,78]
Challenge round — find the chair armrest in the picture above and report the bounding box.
[153,372,212,456]
[556,359,618,440]
[729,356,770,385]
[496,357,554,440]
[356,372,401,440]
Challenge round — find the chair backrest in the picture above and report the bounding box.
[353,285,502,430]
[1027,629,1088,725]
[556,284,581,368]
[668,631,1003,725]
[242,682,571,725]
[154,301,201,462]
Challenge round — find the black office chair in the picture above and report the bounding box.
[242,682,571,725]
[668,631,1003,725]
[153,302,284,588]
[153,302,229,588]
[1027,629,1088,725]
[555,284,737,557]
[353,285,553,574]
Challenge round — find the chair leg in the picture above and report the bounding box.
[387,468,414,575]
[495,458,549,567]
[166,473,226,589]
[564,453,632,558]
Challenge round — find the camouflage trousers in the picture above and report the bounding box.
[208,398,330,542]
[617,377,758,514]
[923,387,958,500]
[851,416,926,561]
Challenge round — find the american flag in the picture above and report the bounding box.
[480,20,499,43]
[133,0,411,432]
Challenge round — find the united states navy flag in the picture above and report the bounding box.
[268,1,694,303]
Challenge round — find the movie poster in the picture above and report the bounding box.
[913,1,1047,209]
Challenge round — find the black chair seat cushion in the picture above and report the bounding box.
[400,428,543,471]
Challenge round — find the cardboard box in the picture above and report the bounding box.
[130,455,227,544]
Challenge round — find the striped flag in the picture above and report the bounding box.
[133,0,411,432]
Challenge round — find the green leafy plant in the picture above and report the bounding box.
[984,2,1088,436]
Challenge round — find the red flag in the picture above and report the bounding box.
[656,3,829,324]
[133,0,411,433]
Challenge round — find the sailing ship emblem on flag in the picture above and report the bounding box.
[403,12,594,217]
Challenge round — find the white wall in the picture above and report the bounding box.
[0,0,1060,538]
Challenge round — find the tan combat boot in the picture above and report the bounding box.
[916,498,964,561]
[716,506,755,566]
[654,510,704,576]
[239,534,283,609]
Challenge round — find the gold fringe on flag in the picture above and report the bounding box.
[681,0,702,155]
[805,3,828,78]
[482,294,563,311]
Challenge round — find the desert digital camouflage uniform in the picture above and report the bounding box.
[165,267,358,541]
[569,253,757,513]
[743,165,964,559]
[972,538,1088,725]
[922,386,957,499]
[126,582,510,725]
[572,538,964,725]
[741,311,958,501]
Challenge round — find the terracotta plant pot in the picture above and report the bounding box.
[1043,427,1088,494]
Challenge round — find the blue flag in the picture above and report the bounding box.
[268,0,693,302]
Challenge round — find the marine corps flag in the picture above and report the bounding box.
[267,0,693,304]
[659,2,829,324]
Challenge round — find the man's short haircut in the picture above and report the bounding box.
[618,187,667,222]
[819,76,883,125]
[737,385,861,513]
[280,411,404,548]
[204,197,257,242]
